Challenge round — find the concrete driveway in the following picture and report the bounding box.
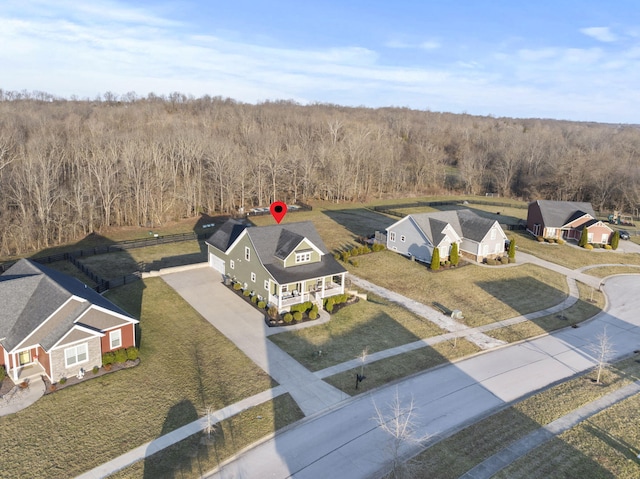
[162,266,347,416]
[204,274,640,479]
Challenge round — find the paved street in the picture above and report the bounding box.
[205,274,640,479]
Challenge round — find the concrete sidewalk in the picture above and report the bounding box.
[0,376,46,416]
[459,380,640,479]
[162,266,348,416]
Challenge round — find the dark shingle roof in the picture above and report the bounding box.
[408,209,496,244]
[457,209,497,242]
[0,259,132,351]
[206,219,248,252]
[534,200,596,228]
[246,221,345,285]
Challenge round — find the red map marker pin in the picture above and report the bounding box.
[270,202,287,224]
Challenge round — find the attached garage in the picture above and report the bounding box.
[209,253,225,275]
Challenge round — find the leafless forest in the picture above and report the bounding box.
[0,90,639,256]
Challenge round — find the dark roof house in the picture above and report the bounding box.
[526,200,613,243]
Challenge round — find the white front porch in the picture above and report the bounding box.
[9,362,47,384]
[269,274,345,312]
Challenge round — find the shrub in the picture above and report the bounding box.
[508,257,517,263]
[604,244,612,250]
[486,258,497,265]
[508,237,517,258]
[372,243,385,252]
[283,313,293,323]
[59,377,67,385]
[293,311,302,321]
[537,236,544,242]
[251,295,259,304]
[611,230,620,250]
[114,348,128,364]
[334,253,341,260]
[579,228,589,247]
[556,238,565,245]
[102,352,115,366]
[349,259,359,267]
[311,304,319,313]
[92,365,99,374]
[267,306,279,320]
[126,347,139,361]
[340,251,351,262]
[308,310,318,320]
[450,242,459,266]
[243,289,251,297]
[325,298,335,313]
[430,248,440,271]
[584,244,594,250]
[233,282,242,291]
[0,365,5,382]
[258,300,266,309]
[500,256,509,265]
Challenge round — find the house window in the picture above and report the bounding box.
[400,235,406,242]
[295,251,312,263]
[546,227,556,237]
[251,272,256,283]
[281,284,288,293]
[490,228,496,240]
[65,343,88,367]
[110,330,122,350]
[245,247,250,261]
[601,234,609,244]
[230,260,235,269]
[264,280,269,291]
[19,350,31,365]
[389,232,396,242]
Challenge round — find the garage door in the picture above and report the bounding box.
[209,253,225,274]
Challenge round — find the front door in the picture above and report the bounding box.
[19,350,31,366]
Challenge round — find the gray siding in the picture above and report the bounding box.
[387,218,433,262]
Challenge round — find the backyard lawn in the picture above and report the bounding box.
[0,278,283,479]
[347,251,568,327]
[411,355,640,479]
[269,293,446,372]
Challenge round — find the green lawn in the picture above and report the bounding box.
[348,251,568,327]
[486,281,605,342]
[411,355,640,479]
[108,394,304,479]
[269,293,446,372]
[0,278,277,479]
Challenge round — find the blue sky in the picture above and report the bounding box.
[2,0,640,123]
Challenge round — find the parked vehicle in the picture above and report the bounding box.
[619,230,630,240]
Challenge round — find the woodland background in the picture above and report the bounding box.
[0,90,639,256]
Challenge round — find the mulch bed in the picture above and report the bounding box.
[43,359,140,395]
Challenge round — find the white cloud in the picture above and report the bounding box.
[419,41,441,50]
[580,26,617,42]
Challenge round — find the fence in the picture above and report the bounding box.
[245,202,312,217]
[372,199,528,214]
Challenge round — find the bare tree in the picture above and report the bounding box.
[373,389,429,479]
[588,326,615,384]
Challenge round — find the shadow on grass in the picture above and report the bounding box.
[322,208,396,243]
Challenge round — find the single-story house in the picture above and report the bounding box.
[0,259,138,384]
[386,209,508,263]
[207,220,347,312]
[527,200,613,244]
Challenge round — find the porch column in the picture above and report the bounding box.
[339,273,345,294]
[321,277,326,299]
[12,352,18,381]
[278,285,283,310]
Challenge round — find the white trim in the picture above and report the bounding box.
[77,303,138,325]
[264,279,269,291]
[110,329,122,350]
[13,296,78,350]
[230,259,235,269]
[211,228,249,255]
[245,246,251,261]
[251,272,256,283]
[64,343,89,368]
[295,251,312,263]
[282,238,324,264]
[50,325,104,350]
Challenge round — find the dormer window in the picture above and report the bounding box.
[295,251,312,264]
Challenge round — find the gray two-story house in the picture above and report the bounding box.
[386,209,508,263]
[207,220,347,312]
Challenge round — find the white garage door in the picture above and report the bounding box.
[209,253,225,274]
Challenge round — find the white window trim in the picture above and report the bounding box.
[400,235,406,242]
[64,343,89,368]
[251,272,256,282]
[264,280,269,291]
[389,232,396,242]
[110,329,122,350]
[245,247,250,261]
[295,252,312,263]
[230,259,235,269]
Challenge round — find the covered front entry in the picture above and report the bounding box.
[269,273,346,312]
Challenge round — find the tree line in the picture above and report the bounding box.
[0,90,638,256]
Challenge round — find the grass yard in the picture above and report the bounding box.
[77,240,206,279]
[515,231,640,270]
[486,281,605,343]
[269,293,446,372]
[584,265,640,278]
[0,278,276,479]
[45,259,99,288]
[324,339,480,396]
[411,355,640,479]
[348,251,568,327]
[108,394,304,479]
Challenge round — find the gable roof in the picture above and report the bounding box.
[206,219,248,252]
[533,200,596,228]
[0,259,134,352]
[400,209,497,245]
[247,221,345,284]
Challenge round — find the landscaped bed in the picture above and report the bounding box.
[0,278,280,479]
